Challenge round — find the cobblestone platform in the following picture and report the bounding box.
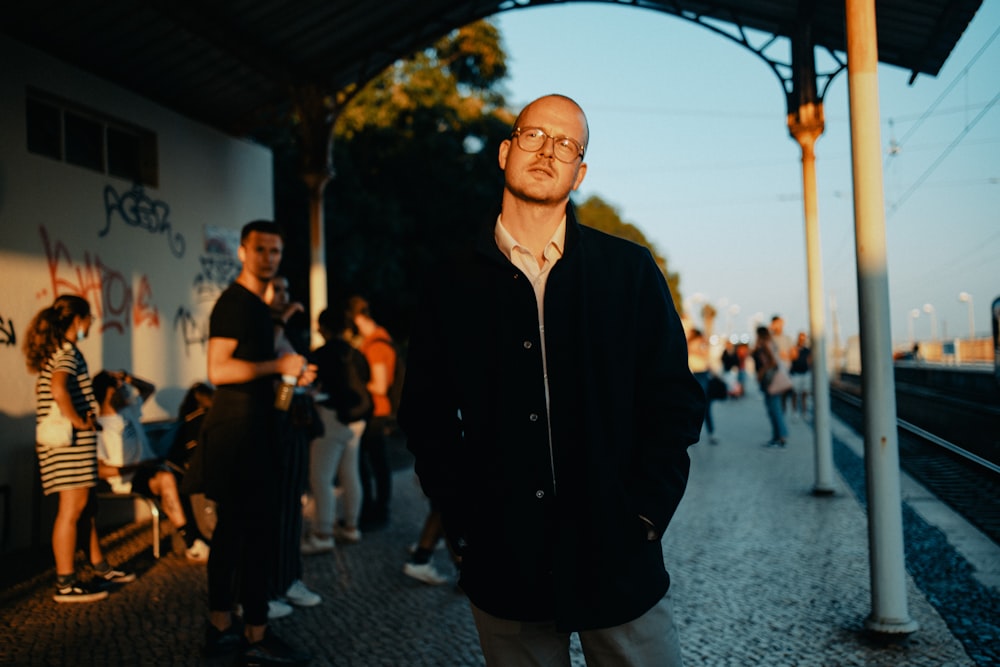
[1,395,996,666]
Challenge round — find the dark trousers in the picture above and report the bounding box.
[359,416,393,522]
[208,484,278,626]
[271,408,310,597]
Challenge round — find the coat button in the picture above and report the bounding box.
[529,413,539,422]
[523,340,532,349]
[535,490,545,499]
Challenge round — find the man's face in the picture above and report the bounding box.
[771,318,784,335]
[238,231,283,283]
[498,96,588,206]
[268,277,290,310]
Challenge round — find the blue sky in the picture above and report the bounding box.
[493,3,999,348]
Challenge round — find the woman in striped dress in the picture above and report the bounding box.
[23,295,134,603]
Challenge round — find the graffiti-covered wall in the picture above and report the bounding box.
[0,36,274,551]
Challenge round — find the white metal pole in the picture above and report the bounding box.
[307,176,329,350]
[844,0,918,636]
[795,121,835,494]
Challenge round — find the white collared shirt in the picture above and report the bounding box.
[494,215,566,322]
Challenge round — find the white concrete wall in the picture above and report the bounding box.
[0,36,274,551]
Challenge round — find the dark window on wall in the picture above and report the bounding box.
[107,127,140,179]
[25,89,159,186]
[25,97,62,159]
[64,112,104,171]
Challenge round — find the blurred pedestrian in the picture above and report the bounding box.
[166,382,216,547]
[93,370,210,562]
[347,295,397,530]
[195,220,314,665]
[770,315,794,411]
[753,326,789,447]
[789,331,812,420]
[403,505,452,585]
[687,328,717,443]
[264,275,322,614]
[23,295,135,603]
[302,308,372,555]
[720,339,743,398]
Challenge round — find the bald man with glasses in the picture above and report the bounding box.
[399,94,705,666]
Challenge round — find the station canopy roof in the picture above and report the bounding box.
[5,0,985,136]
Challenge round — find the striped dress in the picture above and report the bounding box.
[35,341,99,494]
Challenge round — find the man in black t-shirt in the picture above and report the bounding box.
[198,220,315,666]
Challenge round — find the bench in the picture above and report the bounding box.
[97,489,163,557]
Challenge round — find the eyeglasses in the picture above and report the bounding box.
[512,127,585,163]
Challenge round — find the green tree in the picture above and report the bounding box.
[321,20,515,337]
[574,195,683,313]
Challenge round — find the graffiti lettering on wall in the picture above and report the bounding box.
[193,252,241,299]
[101,183,186,258]
[39,226,161,334]
[174,306,208,355]
[0,314,15,347]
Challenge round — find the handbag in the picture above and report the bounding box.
[708,376,728,401]
[37,403,73,448]
[766,367,794,396]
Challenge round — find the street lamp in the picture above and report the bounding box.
[958,292,975,339]
[922,303,937,340]
[908,308,920,345]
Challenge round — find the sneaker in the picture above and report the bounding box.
[407,540,444,555]
[239,628,311,667]
[96,566,136,584]
[300,533,334,556]
[268,599,293,620]
[284,579,321,607]
[332,523,361,544]
[403,561,447,585]
[203,620,243,658]
[186,538,211,563]
[53,580,109,603]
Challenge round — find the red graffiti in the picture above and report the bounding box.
[39,226,160,333]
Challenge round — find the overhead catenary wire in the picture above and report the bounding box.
[887,88,1000,217]
[893,25,999,149]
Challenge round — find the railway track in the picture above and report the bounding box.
[829,383,1000,547]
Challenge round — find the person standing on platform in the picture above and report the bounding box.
[347,295,397,530]
[302,308,372,554]
[769,315,794,411]
[195,220,314,666]
[23,295,136,603]
[264,275,322,615]
[687,328,717,444]
[789,331,812,420]
[399,94,704,666]
[753,326,789,447]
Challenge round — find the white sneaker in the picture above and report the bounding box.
[268,599,293,620]
[285,579,322,607]
[185,538,210,563]
[332,523,362,544]
[403,561,447,585]
[300,533,335,556]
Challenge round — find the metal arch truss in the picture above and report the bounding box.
[496,0,848,108]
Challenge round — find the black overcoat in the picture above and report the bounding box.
[399,206,705,631]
